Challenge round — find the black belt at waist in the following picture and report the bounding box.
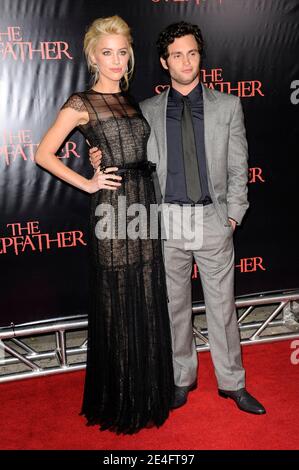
[166,196,213,207]
[102,161,156,178]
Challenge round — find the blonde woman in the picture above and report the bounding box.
[35,16,174,434]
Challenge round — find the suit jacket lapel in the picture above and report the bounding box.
[152,87,170,198]
[201,82,218,175]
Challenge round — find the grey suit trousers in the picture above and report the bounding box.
[162,203,245,391]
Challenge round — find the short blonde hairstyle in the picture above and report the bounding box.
[84,15,134,91]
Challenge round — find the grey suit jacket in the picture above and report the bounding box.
[140,83,249,225]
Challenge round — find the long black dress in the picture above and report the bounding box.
[62,90,174,434]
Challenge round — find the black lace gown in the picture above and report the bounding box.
[62,90,174,434]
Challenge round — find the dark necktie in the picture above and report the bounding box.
[181,96,202,203]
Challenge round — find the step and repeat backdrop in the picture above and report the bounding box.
[0,0,298,326]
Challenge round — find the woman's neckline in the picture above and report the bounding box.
[90,88,122,95]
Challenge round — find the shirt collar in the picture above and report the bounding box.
[169,82,203,105]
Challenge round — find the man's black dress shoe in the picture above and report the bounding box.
[218,388,266,415]
[171,381,197,409]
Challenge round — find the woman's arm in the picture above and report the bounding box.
[35,107,121,193]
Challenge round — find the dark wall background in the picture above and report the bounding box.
[1,0,298,326]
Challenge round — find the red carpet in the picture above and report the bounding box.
[0,340,298,450]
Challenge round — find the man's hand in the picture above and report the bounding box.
[228,218,237,232]
[88,146,102,170]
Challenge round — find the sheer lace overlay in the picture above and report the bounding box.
[61,94,87,113]
[62,90,174,434]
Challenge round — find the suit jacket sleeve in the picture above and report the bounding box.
[139,99,163,204]
[227,97,249,225]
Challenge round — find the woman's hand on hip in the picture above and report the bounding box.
[86,167,122,194]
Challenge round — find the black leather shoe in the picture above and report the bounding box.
[171,381,197,409]
[218,388,266,415]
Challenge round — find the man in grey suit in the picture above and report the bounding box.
[90,21,265,415]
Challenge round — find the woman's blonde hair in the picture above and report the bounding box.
[84,15,134,91]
